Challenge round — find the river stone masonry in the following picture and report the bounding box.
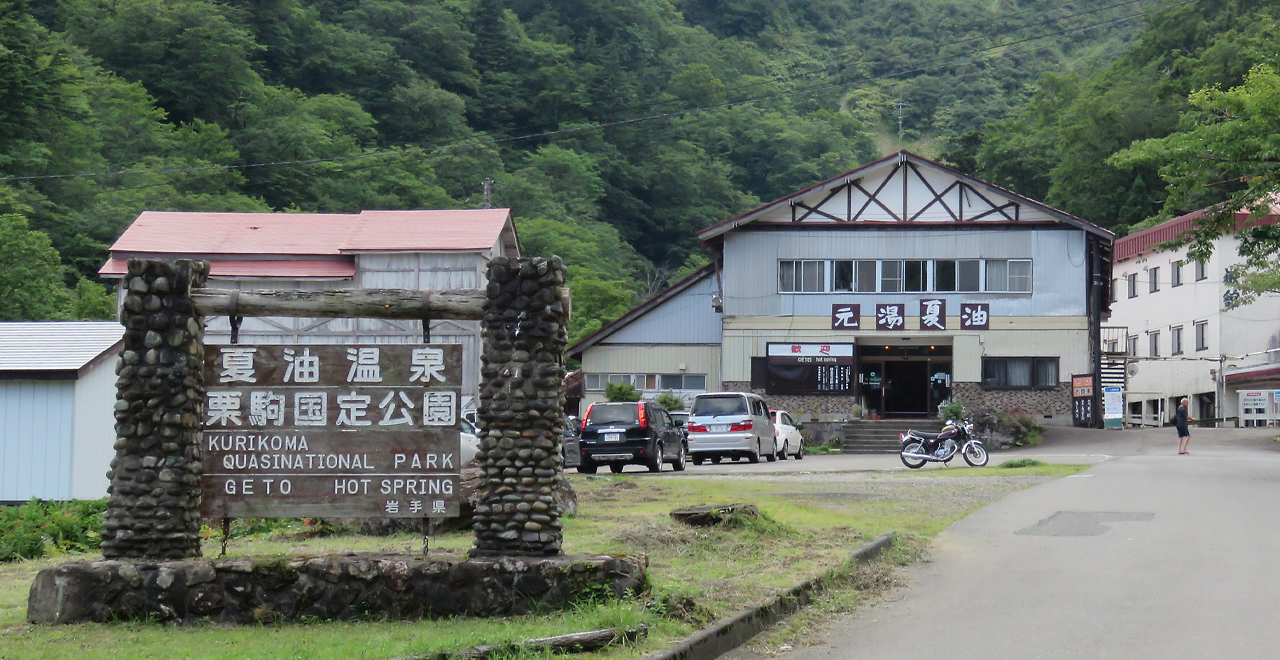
[101,259,209,560]
[471,256,569,557]
[27,554,648,624]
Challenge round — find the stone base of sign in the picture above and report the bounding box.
[27,553,647,625]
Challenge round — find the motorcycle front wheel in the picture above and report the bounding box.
[962,442,989,467]
[900,441,927,469]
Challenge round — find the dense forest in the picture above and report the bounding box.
[2,0,1275,339]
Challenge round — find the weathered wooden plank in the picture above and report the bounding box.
[192,288,486,320]
[191,287,572,321]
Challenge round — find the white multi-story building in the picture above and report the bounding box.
[1107,205,1280,426]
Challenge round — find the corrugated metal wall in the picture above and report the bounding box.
[722,228,1088,318]
[602,276,721,344]
[0,380,75,501]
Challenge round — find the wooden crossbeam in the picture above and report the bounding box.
[192,288,489,320]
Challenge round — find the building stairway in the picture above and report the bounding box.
[841,419,946,454]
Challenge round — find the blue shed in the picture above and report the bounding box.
[0,322,123,503]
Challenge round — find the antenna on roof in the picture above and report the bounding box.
[896,98,911,150]
[481,178,494,209]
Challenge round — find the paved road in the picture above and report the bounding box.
[775,426,1280,660]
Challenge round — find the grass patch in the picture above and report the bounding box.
[1,470,1078,660]
[805,445,842,455]
[912,463,1089,478]
[998,458,1047,469]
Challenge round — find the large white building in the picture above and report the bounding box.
[570,151,1114,425]
[1107,205,1280,426]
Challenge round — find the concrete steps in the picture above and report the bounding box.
[841,420,945,454]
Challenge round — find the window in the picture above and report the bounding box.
[1008,259,1032,292]
[855,260,877,292]
[881,260,903,292]
[958,260,981,291]
[1127,273,1138,298]
[1172,261,1183,287]
[986,259,1007,291]
[1171,326,1184,355]
[659,374,706,390]
[778,260,825,293]
[904,260,927,292]
[1149,267,1160,293]
[935,260,957,291]
[1127,335,1138,356]
[982,357,1059,389]
[586,374,601,390]
[1110,278,1118,303]
[1148,331,1160,357]
[1195,260,1208,281]
[1195,321,1208,351]
[832,261,853,291]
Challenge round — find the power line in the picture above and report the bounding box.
[0,0,1198,186]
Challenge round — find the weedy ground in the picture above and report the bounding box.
[0,464,1085,660]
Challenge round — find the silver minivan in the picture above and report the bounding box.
[687,392,776,464]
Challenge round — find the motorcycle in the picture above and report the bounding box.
[899,419,988,468]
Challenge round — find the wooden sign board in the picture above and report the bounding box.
[200,345,462,518]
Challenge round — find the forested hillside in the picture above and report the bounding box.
[0,0,1170,338]
[947,0,1280,235]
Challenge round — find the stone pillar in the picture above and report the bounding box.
[471,257,569,557]
[101,259,209,559]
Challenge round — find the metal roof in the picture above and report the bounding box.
[1114,203,1280,262]
[0,322,123,373]
[100,258,357,279]
[107,209,516,257]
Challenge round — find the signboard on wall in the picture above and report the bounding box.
[765,343,854,394]
[201,344,462,518]
[1071,374,1095,427]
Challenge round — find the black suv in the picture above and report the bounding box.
[577,401,688,474]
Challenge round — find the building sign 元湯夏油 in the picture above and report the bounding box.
[201,345,462,519]
[765,343,854,394]
[829,300,986,330]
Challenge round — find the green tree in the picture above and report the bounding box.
[605,381,641,402]
[1111,64,1280,308]
[655,390,684,411]
[0,214,71,320]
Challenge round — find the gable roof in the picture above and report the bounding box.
[0,322,123,377]
[567,265,716,359]
[698,150,1112,241]
[106,209,517,257]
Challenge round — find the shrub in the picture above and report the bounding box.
[938,401,964,423]
[0,499,107,562]
[605,382,641,402]
[655,390,685,411]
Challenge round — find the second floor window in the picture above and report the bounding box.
[1149,331,1160,357]
[1149,267,1160,293]
[1126,335,1138,356]
[778,258,1031,293]
[1195,260,1208,281]
[1195,321,1208,351]
[1127,273,1138,298]
[1172,261,1183,287]
[1171,326,1183,355]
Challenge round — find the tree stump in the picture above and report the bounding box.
[670,503,760,527]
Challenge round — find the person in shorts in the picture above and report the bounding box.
[1175,397,1194,455]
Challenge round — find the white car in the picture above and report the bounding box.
[771,409,805,460]
[687,392,777,464]
[460,417,481,464]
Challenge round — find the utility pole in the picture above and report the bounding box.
[896,99,910,149]
[481,178,494,209]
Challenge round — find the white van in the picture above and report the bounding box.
[686,392,776,464]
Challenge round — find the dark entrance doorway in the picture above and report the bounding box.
[885,361,928,416]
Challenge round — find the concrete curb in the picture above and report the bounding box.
[644,532,898,660]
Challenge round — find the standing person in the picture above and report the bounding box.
[1175,397,1194,454]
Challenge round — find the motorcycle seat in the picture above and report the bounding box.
[911,429,955,441]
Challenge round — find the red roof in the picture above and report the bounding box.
[107,209,513,257]
[1115,204,1280,262]
[99,258,356,279]
[346,209,512,252]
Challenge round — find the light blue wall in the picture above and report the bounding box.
[601,275,722,344]
[0,380,75,501]
[722,227,1089,317]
